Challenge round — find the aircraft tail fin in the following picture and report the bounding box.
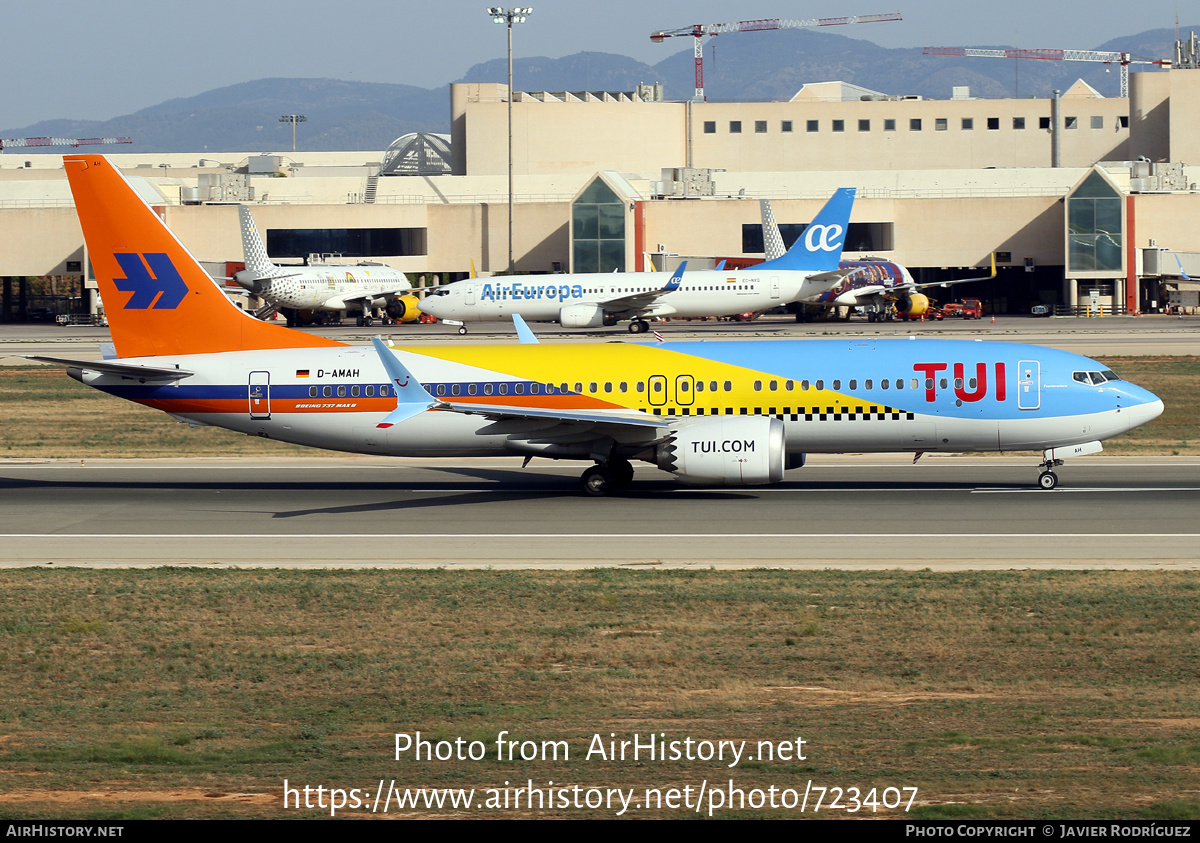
[756,187,855,273]
[65,155,343,359]
[238,205,283,277]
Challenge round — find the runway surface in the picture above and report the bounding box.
[2,456,1197,569]
[5,315,1200,360]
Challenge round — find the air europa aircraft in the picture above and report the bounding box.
[419,188,860,334]
[38,155,1163,495]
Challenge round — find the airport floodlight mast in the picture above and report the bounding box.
[922,47,1172,97]
[279,114,307,152]
[651,12,902,101]
[0,136,131,152]
[487,7,533,276]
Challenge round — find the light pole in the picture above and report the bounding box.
[279,114,307,153]
[487,7,532,276]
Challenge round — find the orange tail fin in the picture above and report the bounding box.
[65,155,343,358]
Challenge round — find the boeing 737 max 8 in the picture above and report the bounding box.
[34,156,1163,496]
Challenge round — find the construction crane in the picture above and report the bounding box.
[922,47,1172,98]
[651,12,902,101]
[0,136,132,152]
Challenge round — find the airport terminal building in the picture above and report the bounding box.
[4,68,1200,319]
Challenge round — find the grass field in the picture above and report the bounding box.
[0,569,1198,820]
[1,356,1198,458]
[1,360,1198,820]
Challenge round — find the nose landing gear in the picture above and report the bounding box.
[1037,457,1064,490]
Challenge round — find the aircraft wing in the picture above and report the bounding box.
[598,261,686,315]
[25,355,195,380]
[338,286,412,304]
[370,338,668,440]
[894,254,998,295]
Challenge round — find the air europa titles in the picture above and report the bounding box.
[481,282,584,303]
[913,362,1007,403]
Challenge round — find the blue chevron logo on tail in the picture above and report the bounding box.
[113,253,189,310]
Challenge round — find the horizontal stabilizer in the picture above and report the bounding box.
[26,355,194,380]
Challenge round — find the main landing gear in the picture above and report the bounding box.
[627,320,650,334]
[579,458,635,496]
[1037,457,1064,490]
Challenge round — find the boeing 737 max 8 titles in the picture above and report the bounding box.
[34,156,1163,496]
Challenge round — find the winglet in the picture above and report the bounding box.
[756,188,855,273]
[370,338,436,427]
[64,155,342,358]
[512,313,539,344]
[662,261,687,293]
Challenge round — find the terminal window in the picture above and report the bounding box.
[755,120,767,133]
[935,118,948,131]
[743,221,894,254]
[703,121,716,133]
[961,118,974,130]
[884,119,896,131]
[806,120,819,132]
[987,117,1000,130]
[1119,116,1129,128]
[1065,116,1078,129]
[781,120,793,132]
[858,119,870,132]
[1013,117,1026,130]
[730,121,742,133]
[1039,117,1051,129]
[832,120,845,132]
[910,118,922,131]
[1091,116,1103,129]
[267,227,427,258]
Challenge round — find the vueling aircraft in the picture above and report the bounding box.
[36,155,1162,496]
[419,188,860,334]
[233,206,419,327]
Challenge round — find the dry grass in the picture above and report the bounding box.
[0,569,1198,819]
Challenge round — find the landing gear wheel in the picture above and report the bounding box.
[610,459,634,489]
[1038,470,1058,490]
[628,321,649,334]
[362,316,373,328]
[580,465,612,496]
[458,326,468,335]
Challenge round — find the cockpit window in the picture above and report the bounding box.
[1073,370,1119,385]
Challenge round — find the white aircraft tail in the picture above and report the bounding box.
[760,199,786,262]
[238,205,285,277]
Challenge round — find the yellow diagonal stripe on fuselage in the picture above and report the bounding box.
[394,342,901,417]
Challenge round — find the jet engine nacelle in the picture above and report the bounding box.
[559,304,607,328]
[657,416,786,486]
[392,294,422,323]
[896,292,931,317]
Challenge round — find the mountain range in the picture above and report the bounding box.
[3,26,1192,155]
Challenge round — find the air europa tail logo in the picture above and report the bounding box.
[804,224,844,252]
[113,253,188,309]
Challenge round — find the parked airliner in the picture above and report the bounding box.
[757,198,995,321]
[419,189,861,333]
[233,206,418,327]
[35,155,1163,496]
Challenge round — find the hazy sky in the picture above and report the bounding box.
[3,0,1193,128]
